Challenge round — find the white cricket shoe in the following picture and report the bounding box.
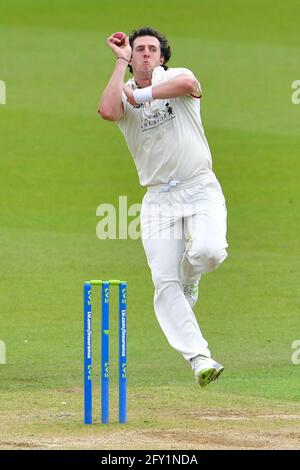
[183,282,199,308]
[190,355,224,387]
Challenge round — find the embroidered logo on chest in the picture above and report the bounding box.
[140,102,176,131]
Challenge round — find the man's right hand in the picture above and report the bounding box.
[107,33,131,62]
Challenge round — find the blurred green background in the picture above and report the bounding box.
[0,0,299,449]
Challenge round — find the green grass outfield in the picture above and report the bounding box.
[0,0,300,449]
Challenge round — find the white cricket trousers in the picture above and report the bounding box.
[140,171,228,361]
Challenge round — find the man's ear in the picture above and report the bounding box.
[160,55,165,66]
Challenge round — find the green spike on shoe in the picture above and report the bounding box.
[197,366,224,387]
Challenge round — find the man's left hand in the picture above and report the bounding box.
[123,85,138,107]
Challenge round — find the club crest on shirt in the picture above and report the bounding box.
[140,102,176,131]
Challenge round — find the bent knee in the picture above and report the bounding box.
[189,246,228,273]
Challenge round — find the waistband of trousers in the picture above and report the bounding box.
[146,172,214,193]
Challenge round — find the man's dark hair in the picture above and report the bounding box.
[128,27,171,73]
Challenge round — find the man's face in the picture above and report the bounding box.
[129,35,164,75]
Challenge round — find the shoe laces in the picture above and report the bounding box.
[183,284,197,296]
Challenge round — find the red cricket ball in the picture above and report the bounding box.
[113,32,126,46]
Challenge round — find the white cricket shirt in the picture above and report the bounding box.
[117,66,213,187]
